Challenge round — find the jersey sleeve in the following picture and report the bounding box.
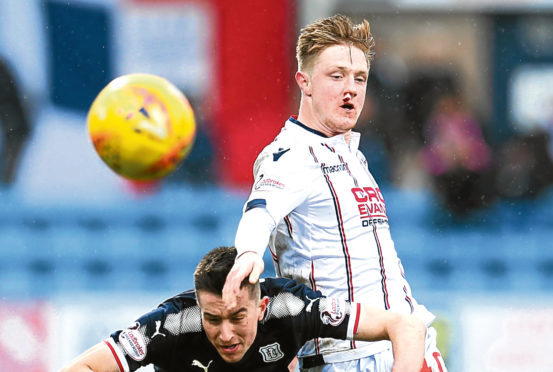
[262,279,361,343]
[105,294,202,372]
[247,146,316,221]
[235,147,317,256]
[295,291,360,342]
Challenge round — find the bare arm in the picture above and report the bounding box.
[223,208,275,305]
[354,306,426,372]
[60,342,120,372]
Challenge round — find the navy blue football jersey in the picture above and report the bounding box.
[105,278,360,371]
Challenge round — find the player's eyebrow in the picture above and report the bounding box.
[230,308,248,317]
[204,307,247,319]
[330,65,368,78]
[356,70,368,79]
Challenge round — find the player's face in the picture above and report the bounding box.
[302,44,368,136]
[198,287,267,363]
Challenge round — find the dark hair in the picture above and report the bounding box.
[194,246,259,299]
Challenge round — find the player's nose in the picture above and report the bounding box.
[218,321,235,342]
[343,77,357,99]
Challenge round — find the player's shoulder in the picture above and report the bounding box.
[254,138,318,175]
[158,289,197,309]
[261,277,304,296]
[109,290,202,355]
[154,289,202,333]
[260,278,323,320]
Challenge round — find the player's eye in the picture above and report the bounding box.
[232,315,246,323]
[205,317,221,325]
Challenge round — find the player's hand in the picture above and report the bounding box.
[222,251,264,307]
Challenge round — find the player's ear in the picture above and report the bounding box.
[258,296,270,321]
[295,71,312,97]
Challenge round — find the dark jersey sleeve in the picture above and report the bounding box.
[106,290,204,372]
[261,278,360,345]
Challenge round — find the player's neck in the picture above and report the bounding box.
[297,101,352,144]
[297,100,329,138]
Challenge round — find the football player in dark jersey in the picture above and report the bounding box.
[60,247,425,372]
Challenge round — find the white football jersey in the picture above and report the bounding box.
[237,117,435,363]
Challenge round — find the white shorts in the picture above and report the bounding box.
[299,327,447,372]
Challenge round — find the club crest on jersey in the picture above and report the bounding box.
[320,298,346,327]
[119,329,147,361]
[259,342,284,363]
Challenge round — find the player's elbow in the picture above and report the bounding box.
[411,316,427,341]
[405,314,426,337]
[391,313,426,341]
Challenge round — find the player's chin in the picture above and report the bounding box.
[345,111,360,123]
[335,118,357,132]
[217,345,245,363]
[334,111,357,125]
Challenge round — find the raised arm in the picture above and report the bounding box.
[222,207,274,304]
[60,342,120,372]
[354,306,426,372]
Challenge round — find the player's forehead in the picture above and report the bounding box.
[198,288,254,316]
[312,44,368,73]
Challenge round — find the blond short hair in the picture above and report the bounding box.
[296,14,375,72]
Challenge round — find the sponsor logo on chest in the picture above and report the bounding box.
[321,163,348,174]
[351,186,388,225]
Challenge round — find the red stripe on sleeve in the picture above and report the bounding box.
[104,340,124,372]
[354,303,361,335]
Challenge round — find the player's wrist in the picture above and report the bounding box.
[235,250,261,261]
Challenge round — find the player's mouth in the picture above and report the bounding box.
[219,343,240,354]
[340,103,355,111]
[218,343,244,363]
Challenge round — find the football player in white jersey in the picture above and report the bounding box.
[223,14,447,372]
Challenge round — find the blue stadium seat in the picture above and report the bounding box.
[1,185,552,298]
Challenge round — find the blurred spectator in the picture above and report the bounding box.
[356,86,391,185]
[0,57,31,185]
[403,68,458,146]
[363,61,462,190]
[361,45,408,186]
[494,130,553,199]
[420,92,495,215]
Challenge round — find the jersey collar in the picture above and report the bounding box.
[286,116,361,151]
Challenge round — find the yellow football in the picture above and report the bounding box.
[87,73,196,181]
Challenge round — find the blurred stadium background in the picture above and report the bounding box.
[1,0,553,370]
